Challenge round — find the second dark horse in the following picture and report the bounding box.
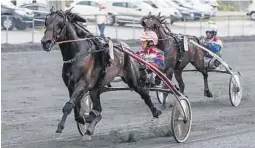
[141,13,214,106]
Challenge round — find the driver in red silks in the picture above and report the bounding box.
[136,31,165,86]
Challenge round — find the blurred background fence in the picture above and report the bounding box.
[1,14,255,44]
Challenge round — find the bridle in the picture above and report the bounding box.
[44,11,68,47]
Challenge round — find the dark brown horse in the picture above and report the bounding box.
[41,9,162,137]
[141,13,213,105]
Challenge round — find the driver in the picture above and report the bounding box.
[203,22,223,69]
[136,31,164,86]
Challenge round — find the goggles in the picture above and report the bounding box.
[206,31,214,34]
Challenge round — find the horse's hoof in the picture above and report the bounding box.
[81,135,92,141]
[55,133,63,140]
[56,125,63,134]
[153,110,162,118]
[204,90,213,98]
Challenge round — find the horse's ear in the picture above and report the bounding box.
[148,12,151,17]
[73,15,87,23]
[158,12,161,17]
[50,6,55,13]
[65,7,74,14]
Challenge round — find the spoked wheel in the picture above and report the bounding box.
[77,94,93,136]
[229,72,242,106]
[171,96,192,143]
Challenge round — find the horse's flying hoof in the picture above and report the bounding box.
[56,124,64,133]
[153,110,162,118]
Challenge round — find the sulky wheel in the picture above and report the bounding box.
[171,96,192,143]
[229,71,242,107]
[77,94,93,136]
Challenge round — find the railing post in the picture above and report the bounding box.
[95,14,98,36]
[242,16,244,36]
[32,19,35,43]
[199,17,202,36]
[6,15,9,44]
[132,18,135,39]
[227,16,230,36]
[184,18,187,34]
[115,15,118,39]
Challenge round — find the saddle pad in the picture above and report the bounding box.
[183,36,188,51]
[108,40,114,60]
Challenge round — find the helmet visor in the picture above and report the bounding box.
[206,31,214,34]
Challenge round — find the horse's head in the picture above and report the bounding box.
[141,13,171,50]
[41,7,86,51]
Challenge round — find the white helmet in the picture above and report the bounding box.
[205,21,218,35]
[140,31,158,45]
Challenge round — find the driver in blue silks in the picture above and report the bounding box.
[203,22,223,69]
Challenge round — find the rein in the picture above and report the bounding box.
[56,36,173,45]
[56,37,99,44]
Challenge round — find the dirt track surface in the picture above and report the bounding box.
[2,41,255,148]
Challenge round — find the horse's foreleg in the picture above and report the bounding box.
[56,79,87,133]
[201,69,213,97]
[85,88,102,135]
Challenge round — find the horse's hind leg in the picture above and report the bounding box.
[201,69,213,97]
[134,86,162,118]
[56,79,87,134]
[126,64,161,118]
[191,60,213,98]
[174,69,185,94]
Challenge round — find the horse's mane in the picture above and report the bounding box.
[141,13,172,36]
[64,10,94,38]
